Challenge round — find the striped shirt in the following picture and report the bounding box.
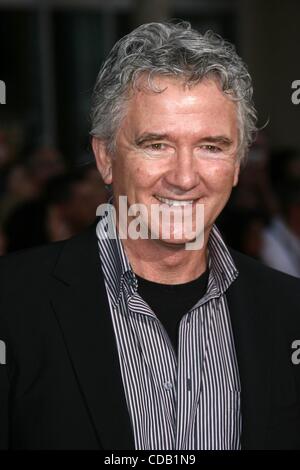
[96,204,241,450]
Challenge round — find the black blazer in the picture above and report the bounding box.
[0,224,300,450]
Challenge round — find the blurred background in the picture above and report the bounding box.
[0,0,300,277]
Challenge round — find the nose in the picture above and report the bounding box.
[164,147,200,193]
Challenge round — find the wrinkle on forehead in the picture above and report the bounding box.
[129,76,235,116]
[113,75,238,158]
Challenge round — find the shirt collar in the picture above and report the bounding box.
[206,224,239,297]
[96,202,238,308]
[96,202,136,307]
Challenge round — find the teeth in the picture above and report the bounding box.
[156,196,194,206]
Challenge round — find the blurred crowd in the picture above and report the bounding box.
[218,133,300,278]
[0,127,108,255]
[0,126,300,278]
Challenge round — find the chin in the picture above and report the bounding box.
[158,229,201,246]
[157,238,190,249]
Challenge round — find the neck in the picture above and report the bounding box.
[120,234,209,284]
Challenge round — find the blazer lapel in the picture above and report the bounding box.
[50,224,134,450]
[226,251,272,449]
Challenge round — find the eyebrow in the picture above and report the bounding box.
[135,132,233,147]
[198,135,233,147]
[135,133,169,146]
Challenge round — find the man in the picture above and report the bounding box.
[0,21,300,450]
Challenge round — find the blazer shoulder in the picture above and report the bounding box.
[230,247,300,288]
[229,248,300,324]
[0,222,99,296]
[0,239,66,294]
[228,248,300,364]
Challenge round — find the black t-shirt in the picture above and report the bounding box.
[135,269,209,354]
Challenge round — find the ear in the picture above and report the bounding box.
[92,137,113,184]
[233,161,240,187]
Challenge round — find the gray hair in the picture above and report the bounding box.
[90,21,257,162]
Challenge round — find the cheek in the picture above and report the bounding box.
[201,163,237,192]
[112,158,153,196]
[130,161,164,190]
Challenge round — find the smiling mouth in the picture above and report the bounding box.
[155,195,198,206]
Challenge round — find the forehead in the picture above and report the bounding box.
[121,76,238,137]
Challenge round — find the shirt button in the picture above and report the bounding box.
[163,381,173,391]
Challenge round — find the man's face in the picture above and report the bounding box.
[93,76,240,247]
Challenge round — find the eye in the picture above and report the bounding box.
[140,142,175,158]
[202,145,221,153]
[147,143,165,151]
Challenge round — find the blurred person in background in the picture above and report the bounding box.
[0,128,18,199]
[260,148,300,277]
[2,166,108,252]
[0,145,65,254]
[26,146,66,191]
[217,132,276,260]
[268,148,300,187]
[0,124,26,188]
[44,167,107,242]
[0,163,39,226]
[218,208,267,260]
[229,132,278,215]
[0,130,12,172]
